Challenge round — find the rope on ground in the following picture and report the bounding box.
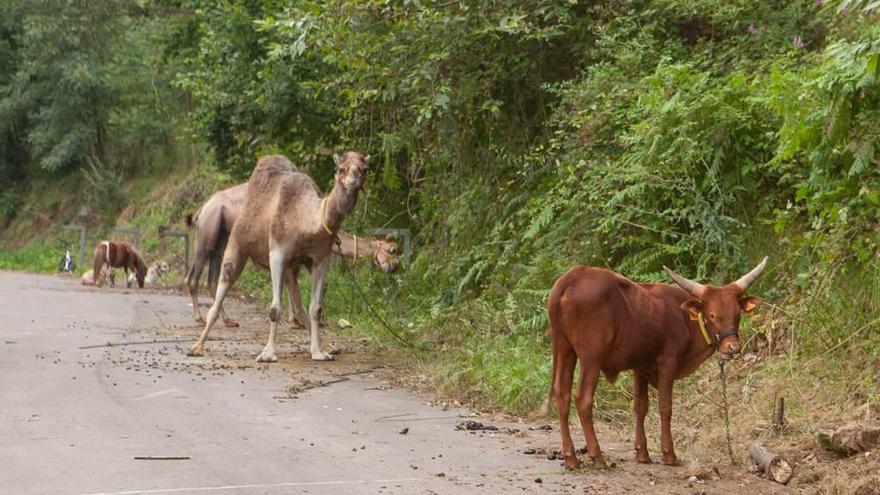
[340,258,429,352]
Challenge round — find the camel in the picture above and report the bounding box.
[91,241,147,288]
[184,183,399,328]
[187,152,369,362]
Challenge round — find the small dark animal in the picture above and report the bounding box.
[544,258,767,469]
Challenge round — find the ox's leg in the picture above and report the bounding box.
[575,364,607,468]
[256,248,287,363]
[633,372,652,463]
[657,367,680,466]
[187,242,246,357]
[307,256,333,361]
[552,343,579,470]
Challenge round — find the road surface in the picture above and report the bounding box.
[0,271,788,494]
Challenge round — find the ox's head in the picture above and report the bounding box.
[333,152,370,192]
[373,234,401,273]
[664,257,767,360]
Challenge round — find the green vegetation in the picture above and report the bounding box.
[2,1,880,487]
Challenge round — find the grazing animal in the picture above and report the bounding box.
[91,241,148,289]
[185,183,399,328]
[128,261,170,287]
[544,258,767,469]
[187,152,369,362]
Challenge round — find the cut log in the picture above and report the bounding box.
[748,441,793,485]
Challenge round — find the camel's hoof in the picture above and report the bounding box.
[311,350,334,361]
[661,455,681,466]
[256,351,278,363]
[223,318,240,328]
[186,347,204,357]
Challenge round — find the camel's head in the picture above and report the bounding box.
[333,152,370,191]
[373,234,401,273]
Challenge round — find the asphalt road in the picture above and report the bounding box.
[0,271,570,495]
[0,271,790,495]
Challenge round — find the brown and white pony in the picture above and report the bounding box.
[91,241,148,288]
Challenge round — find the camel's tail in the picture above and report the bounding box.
[185,212,196,229]
[205,215,230,297]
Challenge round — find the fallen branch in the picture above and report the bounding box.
[748,441,793,484]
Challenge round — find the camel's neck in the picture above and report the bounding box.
[334,232,378,261]
[321,183,359,234]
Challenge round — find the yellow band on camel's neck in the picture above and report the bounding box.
[320,198,334,235]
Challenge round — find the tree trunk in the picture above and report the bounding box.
[748,441,792,484]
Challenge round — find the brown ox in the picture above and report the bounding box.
[91,241,148,289]
[545,258,767,468]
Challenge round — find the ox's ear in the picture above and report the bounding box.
[680,298,703,321]
[739,295,762,314]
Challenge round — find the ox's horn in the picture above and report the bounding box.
[733,256,768,291]
[663,266,708,298]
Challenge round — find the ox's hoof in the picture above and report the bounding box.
[256,350,278,363]
[661,455,681,466]
[562,454,581,471]
[186,346,204,357]
[195,316,206,325]
[591,456,608,469]
[311,350,334,362]
[223,318,240,328]
[288,320,305,330]
[635,453,653,464]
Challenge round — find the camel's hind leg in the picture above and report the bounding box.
[575,361,606,468]
[552,340,579,469]
[206,250,239,328]
[187,241,246,357]
[286,266,306,329]
[307,256,333,361]
[186,250,206,324]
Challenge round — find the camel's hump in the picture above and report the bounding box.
[252,155,299,177]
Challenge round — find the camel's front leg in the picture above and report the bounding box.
[188,243,245,357]
[257,248,286,362]
[308,256,333,361]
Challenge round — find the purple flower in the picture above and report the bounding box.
[748,21,756,35]
[793,35,804,48]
